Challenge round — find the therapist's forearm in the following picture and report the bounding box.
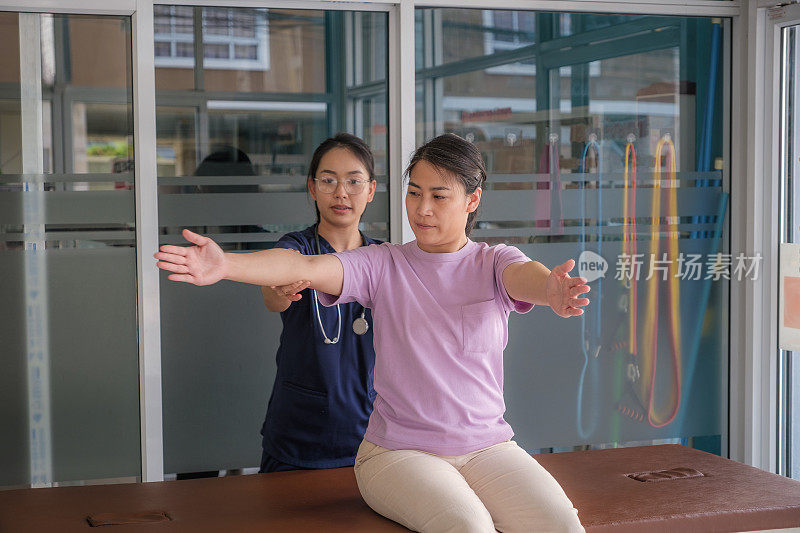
[261,285,291,313]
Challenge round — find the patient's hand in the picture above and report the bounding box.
[546,259,591,318]
[154,229,227,286]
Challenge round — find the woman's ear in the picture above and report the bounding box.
[308,177,318,202]
[366,178,377,202]
[466,187,482,213]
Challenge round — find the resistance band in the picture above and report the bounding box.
[622,136,638,358]
[611,137,646,438]
[637,134,682,428]
[576,134,602,439]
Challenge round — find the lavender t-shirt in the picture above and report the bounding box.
[318,239,533,455]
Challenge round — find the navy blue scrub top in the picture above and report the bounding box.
[260,225,381,468]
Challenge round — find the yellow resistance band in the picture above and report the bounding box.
[638,135,682,428]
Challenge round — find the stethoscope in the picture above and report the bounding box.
[311,225,369,344]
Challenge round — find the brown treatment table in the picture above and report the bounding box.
[2,445,800,532]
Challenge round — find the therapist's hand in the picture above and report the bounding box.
[261,279,310,312]
[154,229,227,286]
[271,280,311,302]
[546,259,590,318]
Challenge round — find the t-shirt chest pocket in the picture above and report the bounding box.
[461,299,502,354]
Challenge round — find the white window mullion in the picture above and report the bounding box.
[730,2,800,473]
[389,0,415,244]
[20,12,53,489]
[132,0,164,484]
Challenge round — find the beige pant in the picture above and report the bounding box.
[354,439,585,533]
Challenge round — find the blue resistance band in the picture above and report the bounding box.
[576,136,602,440]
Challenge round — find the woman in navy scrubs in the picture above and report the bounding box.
[258,133,381,472]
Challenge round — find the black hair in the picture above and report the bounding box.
[307,133,375,223]
[404,133,486,236]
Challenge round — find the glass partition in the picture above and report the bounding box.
[155,6,389,474]
[417,9,730,453]
[0,12,139,488]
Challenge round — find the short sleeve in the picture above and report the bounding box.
[273,233,305,254]
[317,243,390,309]
[493,244,534,314]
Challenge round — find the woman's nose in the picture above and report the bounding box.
[416,197,433,215]
[333,180,348,198]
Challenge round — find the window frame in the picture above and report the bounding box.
[482,9,538,75]
[0,0,761,486]
[153,6,270,71]
[759,1,800,479]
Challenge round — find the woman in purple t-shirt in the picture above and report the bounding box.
[155,134,589,532]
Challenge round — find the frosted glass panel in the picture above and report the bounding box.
[417,9,729,453]
[0,249,140,486]
[160,281,281,472]
[46,249,139,482]
[0,11,139,488]
[0,251,27,486]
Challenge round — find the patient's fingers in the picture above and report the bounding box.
[153,252,187,265]
[158,244,189,255]
[570,285,590,298]
[182,229,213,247]
[552,259,575,277]
[157,261,189,274]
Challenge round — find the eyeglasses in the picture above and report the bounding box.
[314,177,370,195]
